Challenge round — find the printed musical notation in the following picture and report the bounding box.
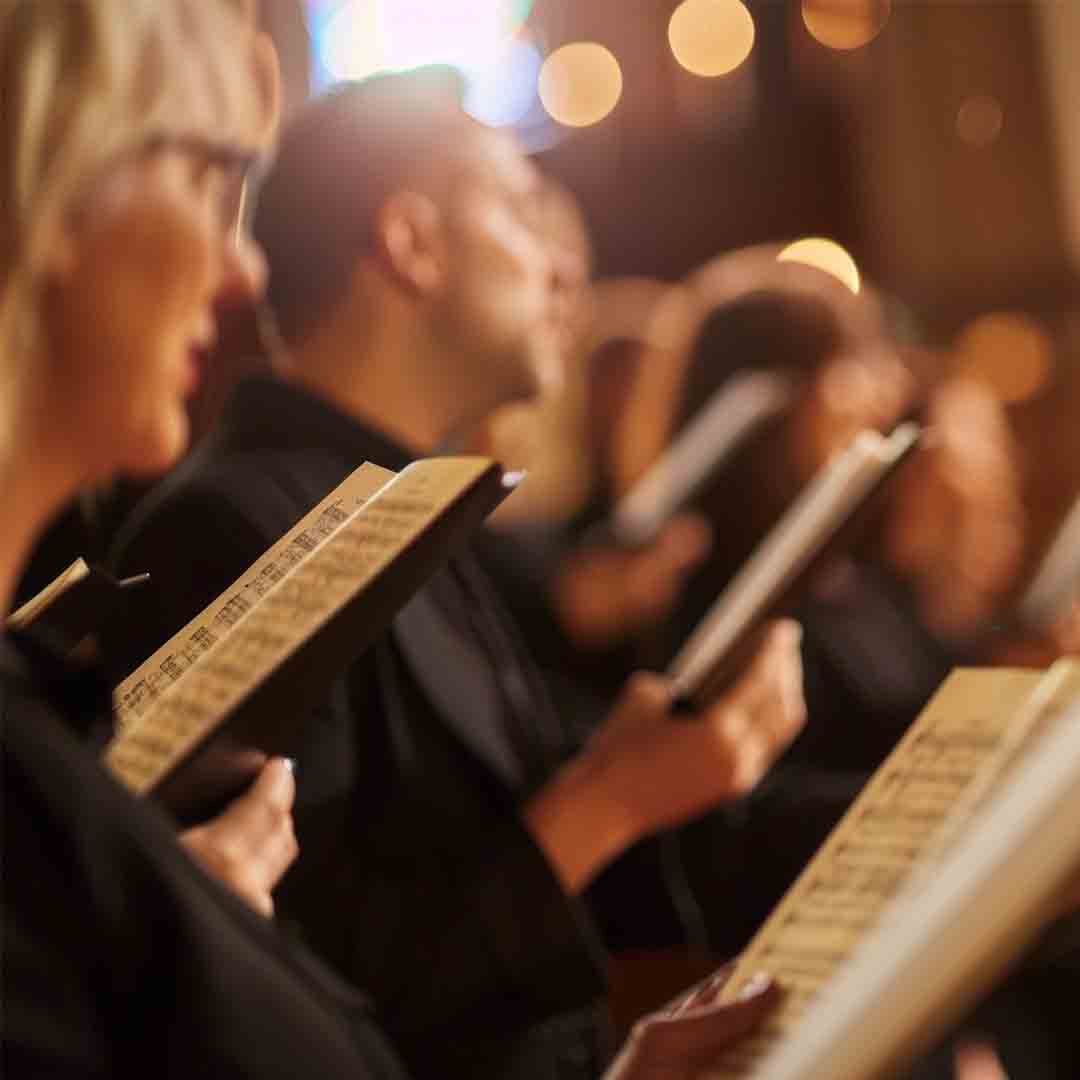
[105,459,493,795]
[112,463,392,729]
[699,665,1074,1078]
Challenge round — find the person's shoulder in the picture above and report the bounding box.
[112,445,348,570]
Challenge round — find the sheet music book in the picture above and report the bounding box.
[7,558,150,657]
[111,462,393,729]
[105,457,515,816]
[610,371,796,547]
[668,423,921,706]
[700,659,1080,1080]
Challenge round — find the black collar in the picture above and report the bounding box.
[217,376,418,474]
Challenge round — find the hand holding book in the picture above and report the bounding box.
[603,968,780,1080]
[677,660,1080,1080]
[179,756,297,917]
[524,620,806,895]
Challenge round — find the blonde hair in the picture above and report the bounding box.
[0,0,266,383]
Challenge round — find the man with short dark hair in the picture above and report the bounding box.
[107,73,805,1080]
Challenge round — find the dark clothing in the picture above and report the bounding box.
[787,561,961,777]
[474,479,1080,1080]
[14,482,148,609]
[908,963,1080,1080]
[106,377,611,1080]
[1,635,407,1079]
[471,524,638,732]
[473,522,861,957]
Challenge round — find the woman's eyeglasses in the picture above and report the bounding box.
[142,132,262,237]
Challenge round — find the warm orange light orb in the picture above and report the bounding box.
[954,312,1054,404]
[539,42,623,128]
[668,0,756,78]
[802,0,892,51]
[777,238,862,294]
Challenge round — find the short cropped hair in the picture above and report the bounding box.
[677,288,849,429]
[252,67,465,345]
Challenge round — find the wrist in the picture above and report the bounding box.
[523,751,640,895]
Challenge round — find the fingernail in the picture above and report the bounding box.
[283,758,297,775]
[736,972,773,1001]
[954,1044,1007,1080]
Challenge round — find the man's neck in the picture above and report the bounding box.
[284,306,492,456]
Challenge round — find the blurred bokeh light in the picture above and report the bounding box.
[668,0,756,78]
[464,35,543,126]
[318,0,384,82]
[539,42,624,128]
[313,0,540,126]
[801,0,891,51]
[953,312,1054,404]
[777,238,862,294]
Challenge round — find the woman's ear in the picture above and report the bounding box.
[251,30,283,141]
[40,214,81,283]
[373,191,445,297]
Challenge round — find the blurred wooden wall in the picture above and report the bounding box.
[1035,0,1080,278]
[852,0,1073,334]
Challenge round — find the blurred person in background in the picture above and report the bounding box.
[883,376,1026,645]
[608,246,902,498]
[570,255,916,967]
[497,250,911,668]
[637,257,1080,1079]
[470,175,596,526]
[468,205,713,723]
[463,248,923,978]
[599,250,1042,772]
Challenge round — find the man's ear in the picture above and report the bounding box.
[373,191,445,297]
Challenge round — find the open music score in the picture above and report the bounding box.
[105,458,509,805]
[112,462,392,730]
[701,661,1080,1078]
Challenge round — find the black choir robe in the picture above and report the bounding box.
[105,376,610,1080]
[1,634,407,1079]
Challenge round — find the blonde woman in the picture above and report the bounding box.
[0,1,413,1074]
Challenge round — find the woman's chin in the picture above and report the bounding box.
[118,417,190,479]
